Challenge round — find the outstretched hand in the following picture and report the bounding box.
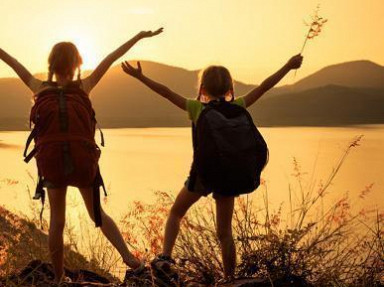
[287,54,304,70]
[137,28,164,39]
[122,61,143,78]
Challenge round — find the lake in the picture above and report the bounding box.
[0,126,383,222]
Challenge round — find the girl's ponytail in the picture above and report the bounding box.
[77,67,81,82]
[47,68,54,83]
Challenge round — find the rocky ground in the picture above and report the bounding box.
[0,206,313,287]
[1,260,314,287]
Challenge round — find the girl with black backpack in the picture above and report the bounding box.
[122,53,303,282]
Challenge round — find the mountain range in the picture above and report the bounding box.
[0,60,383,130]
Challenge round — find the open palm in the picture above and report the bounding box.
[138,28,164,38]
[122,61,143,78]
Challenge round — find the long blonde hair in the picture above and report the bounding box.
[47,42,83,82]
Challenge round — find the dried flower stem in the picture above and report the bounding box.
[294,4,328,80]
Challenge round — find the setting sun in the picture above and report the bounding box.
[72,36,100,70]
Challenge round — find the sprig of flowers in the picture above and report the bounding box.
[294,5,328,80]
[301,4,328,54]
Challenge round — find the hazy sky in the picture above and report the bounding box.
[0,0,383,85]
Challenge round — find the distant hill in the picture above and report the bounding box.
[0,78,33,130]
[0,61,255,129]
[249,85,384,126]
[0,60,383,130]
[291,60,384,92]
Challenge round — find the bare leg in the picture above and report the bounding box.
[47,187,67,283]
[79,188,140,269]
[162,186,201,256]
[215,195,236,279]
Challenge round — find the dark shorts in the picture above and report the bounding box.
[185,174,237,200]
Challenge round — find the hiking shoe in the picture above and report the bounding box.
[57,276,72,286]
[151,255,179,286]
[123,262,152,285]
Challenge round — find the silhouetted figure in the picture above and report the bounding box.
[0,27,163,284]
[122,53,303,282]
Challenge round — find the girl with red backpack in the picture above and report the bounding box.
[122,53,303,283]
[0,28,163,284]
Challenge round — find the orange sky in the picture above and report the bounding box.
[0,0,383,85]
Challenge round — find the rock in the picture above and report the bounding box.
[1,260,113,287]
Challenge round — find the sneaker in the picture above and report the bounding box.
[151,255,179,287]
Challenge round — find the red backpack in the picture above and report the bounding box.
[24,81,106,227]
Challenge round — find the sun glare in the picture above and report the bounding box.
[72,37,99,71]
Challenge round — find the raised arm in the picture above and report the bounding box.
[84,28,163,92]
[243,54,303,107]
[122,61,187,110]
[0,48,35,89]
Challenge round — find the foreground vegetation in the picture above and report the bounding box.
[1,135,383,286]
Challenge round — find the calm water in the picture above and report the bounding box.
[0,126,383,220]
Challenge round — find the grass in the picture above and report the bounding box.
[0,135,383,286]
[119,135,384,286]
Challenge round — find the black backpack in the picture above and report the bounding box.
[192,100,268,196]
